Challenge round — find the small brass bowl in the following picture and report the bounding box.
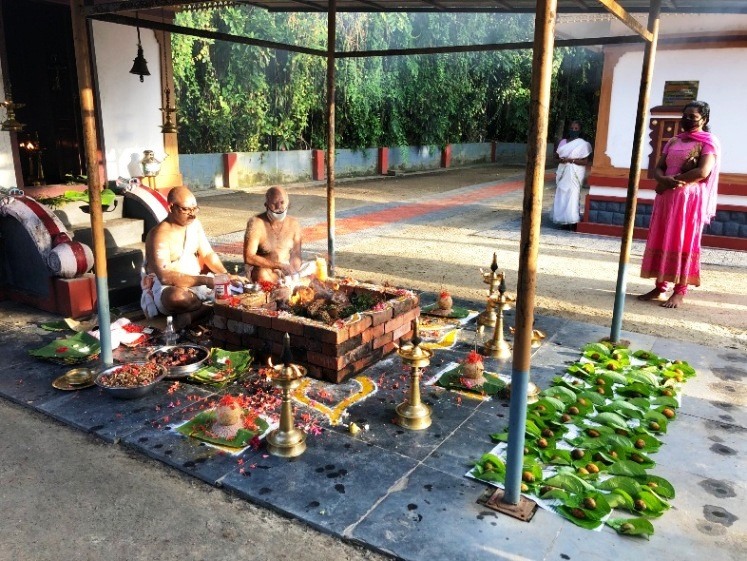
[65,368,93,386]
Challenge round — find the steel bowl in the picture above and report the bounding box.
[146,344,210,379]
[94,362,166,399]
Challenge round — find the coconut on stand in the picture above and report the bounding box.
[212,395,244,440]
[461,350,486,386]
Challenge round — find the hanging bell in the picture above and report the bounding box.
[129,45,150,83]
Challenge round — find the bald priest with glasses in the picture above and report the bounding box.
[141,186,245,328]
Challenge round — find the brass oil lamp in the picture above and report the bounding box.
[483,274,514,360]
[160,88,178,134]
[395,319,434,431]
[266,333,307,458]
[1,85,25,132]
[158,20,178,135]
[477,252,500,328]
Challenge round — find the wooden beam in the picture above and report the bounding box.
[326,0,336,275]
[610,0,662,342]
[596,0,653,41]
[336,34,646,58]
[71,0,114,365]
[504,0,558,506]
[90,13,328,56]
[85,0,216,16]
[90,9,747,60]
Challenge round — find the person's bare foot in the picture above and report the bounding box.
[661,293,685,308]
[637,288,667,301]
[173,305,213,330]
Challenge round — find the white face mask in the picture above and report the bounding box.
[268,208,287,222]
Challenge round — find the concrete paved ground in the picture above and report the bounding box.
[1,299,744,561]
[1,166,745,560]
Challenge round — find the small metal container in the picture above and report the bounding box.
[65,367,94,386]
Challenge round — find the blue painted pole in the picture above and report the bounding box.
[95,276,113,365]
[503,0,556,505]
[504,369,529,504]
[610,1,662,344]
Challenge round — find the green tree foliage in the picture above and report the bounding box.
[172,8,601,154]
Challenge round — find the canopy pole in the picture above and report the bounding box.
[610,0,662,343]
[325,0,336,276]
[503,0,557,506]
[71,1,113,365]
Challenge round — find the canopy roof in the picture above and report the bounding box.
[85,0,747,16]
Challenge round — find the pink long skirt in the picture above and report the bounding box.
[640,184,703,287]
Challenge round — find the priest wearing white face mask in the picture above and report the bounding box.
[243,186,303,283]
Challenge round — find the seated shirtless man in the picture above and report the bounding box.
[142,186,243,328]
[243,186,302,283]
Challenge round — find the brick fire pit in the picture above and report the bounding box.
[211,281,419,383]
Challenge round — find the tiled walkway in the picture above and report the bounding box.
[211,178,526,255]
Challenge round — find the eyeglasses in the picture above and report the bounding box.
[174,205,199,214]
[681,114,702,122]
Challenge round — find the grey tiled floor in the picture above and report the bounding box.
[1,296,745,561]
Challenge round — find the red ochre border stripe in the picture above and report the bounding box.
[213,178,525,254]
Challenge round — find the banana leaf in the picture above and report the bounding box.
[28,331,101,364]
[434,367,506,397]
[176,410,269,449]
[62,188,116,207]
[188,348,253,387]
[420,303,472,319]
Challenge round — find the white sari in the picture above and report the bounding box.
[553,138,592,225]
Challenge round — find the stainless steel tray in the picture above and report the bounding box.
[146,344,210,379]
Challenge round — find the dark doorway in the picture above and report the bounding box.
[1,0,85,186]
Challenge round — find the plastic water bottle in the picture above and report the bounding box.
[163,315,178,346]
[214,273,231,301]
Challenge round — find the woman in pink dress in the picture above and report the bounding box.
[638,101,721,308]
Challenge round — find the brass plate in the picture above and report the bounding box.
[52,371,95,391]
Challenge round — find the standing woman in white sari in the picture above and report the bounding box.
[553,120,593,230]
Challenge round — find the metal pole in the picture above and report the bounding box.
[71,1,113,365]
[503,0,557,506]
[325,0,336,277]
[609,0,661,343]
